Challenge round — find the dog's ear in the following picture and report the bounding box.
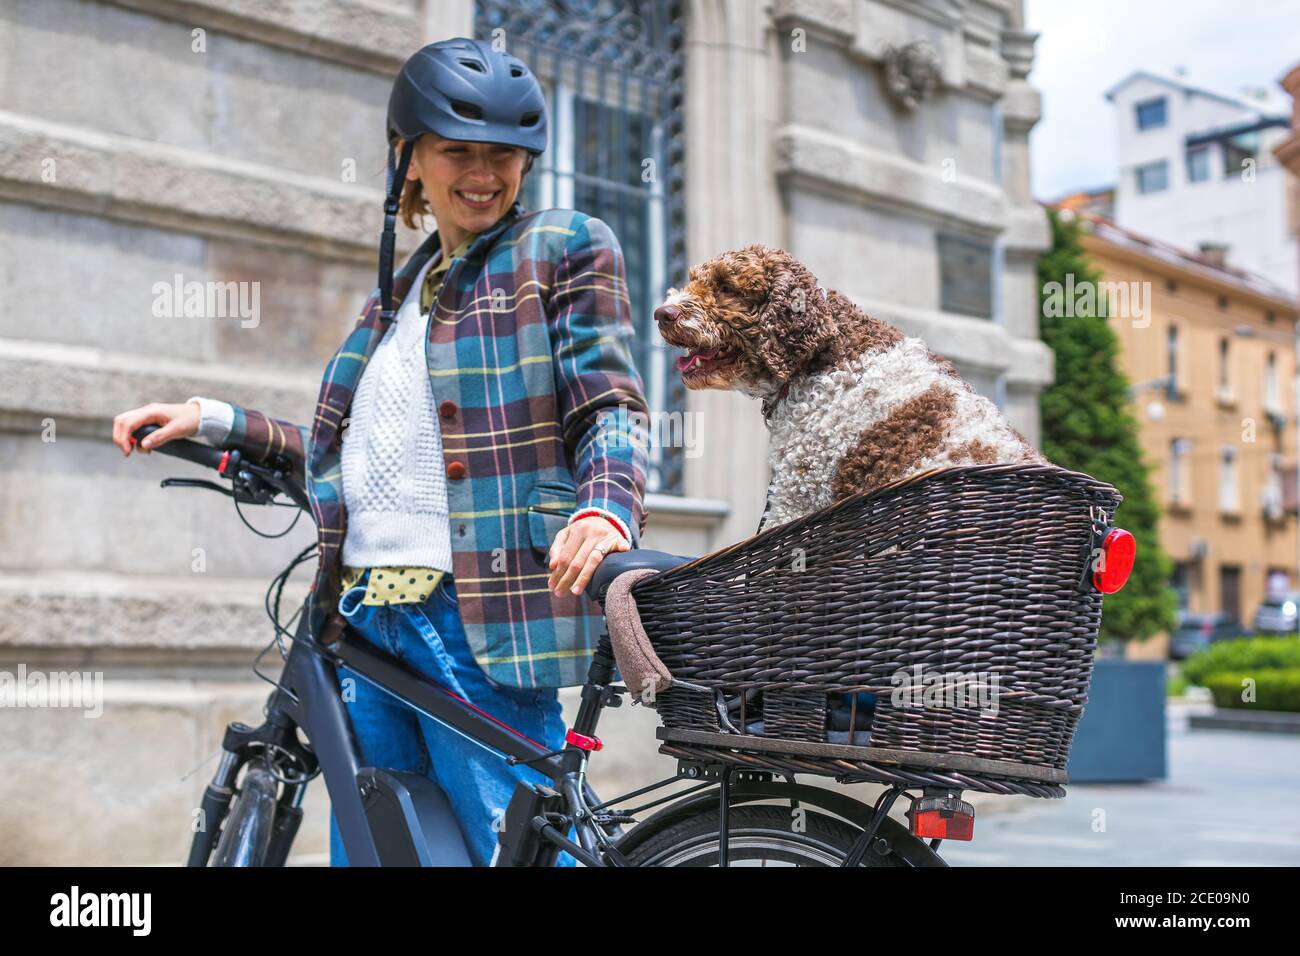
[751,247,836,381]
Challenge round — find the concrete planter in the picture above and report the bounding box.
[1066,658,1167,782]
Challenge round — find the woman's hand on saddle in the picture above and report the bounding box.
[111,401,202,456]
[548,515,630,596]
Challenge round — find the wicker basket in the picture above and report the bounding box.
[631,463,1123,798]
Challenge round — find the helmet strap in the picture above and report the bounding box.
[379,139,415,322]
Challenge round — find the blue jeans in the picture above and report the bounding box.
[328,571,576,866]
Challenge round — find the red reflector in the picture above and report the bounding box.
[909,794,975,841]
[1093,528,1136,594]
[217,450,231,476]
[910,807,975,841]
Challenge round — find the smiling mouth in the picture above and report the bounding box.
[676,346,736,375]
[456,189,501,208]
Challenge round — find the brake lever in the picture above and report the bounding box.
[159,476,272,506]
[160,477,237,497]
[238,460,311,511]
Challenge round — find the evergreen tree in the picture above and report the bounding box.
[1038,208,1177,647]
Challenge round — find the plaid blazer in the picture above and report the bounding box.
[220,201,650,688]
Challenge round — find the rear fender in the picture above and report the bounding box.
[614,777,947,867]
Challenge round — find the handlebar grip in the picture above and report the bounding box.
[132,424,226,470]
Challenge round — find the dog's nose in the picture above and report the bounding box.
[654,304,680,327]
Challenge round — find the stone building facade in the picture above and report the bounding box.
[0,0,1046,863]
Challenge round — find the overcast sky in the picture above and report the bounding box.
[1025,0,1300,201]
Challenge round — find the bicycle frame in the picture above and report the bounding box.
[190,588,627,867]
[192,599,949,867]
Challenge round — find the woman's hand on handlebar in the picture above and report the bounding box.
[112,401,201,456]
[548,515,631,596]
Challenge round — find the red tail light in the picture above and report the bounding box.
[909,795,975,841]
[1094,528,1136,594]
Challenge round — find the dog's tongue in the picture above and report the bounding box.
[676,347,720,373]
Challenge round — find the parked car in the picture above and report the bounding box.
[1169,613,1246,660]
[1253,595,1300,636]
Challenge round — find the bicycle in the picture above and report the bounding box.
[133,424,946,867]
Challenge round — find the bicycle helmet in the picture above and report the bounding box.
[387,37,548,154]
[376,38,549,321]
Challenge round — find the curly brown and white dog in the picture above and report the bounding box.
[654,245,1046,532]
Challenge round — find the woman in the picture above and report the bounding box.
[110,37,650,866]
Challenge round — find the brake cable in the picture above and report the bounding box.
[233,491,304,539]
[249,541,319,697]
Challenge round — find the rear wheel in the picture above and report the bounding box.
[623,803,912,867]
[210,758,279,867]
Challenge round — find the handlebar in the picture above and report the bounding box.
[131,424,310,513]
[132,423,226,470]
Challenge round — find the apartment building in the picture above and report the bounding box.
[1076,213,1300,633]
[1106,70,1297,295]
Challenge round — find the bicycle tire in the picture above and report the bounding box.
[622,803,915,867]
[210,759,279,867]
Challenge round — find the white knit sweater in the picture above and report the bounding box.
[337,253,452,570]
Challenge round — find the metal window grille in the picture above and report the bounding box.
[475,0,689,494]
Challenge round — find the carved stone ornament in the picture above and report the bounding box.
[881,39,942,111]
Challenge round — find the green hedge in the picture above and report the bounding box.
[1199,670,1300,711]
[1180,636,1300,687]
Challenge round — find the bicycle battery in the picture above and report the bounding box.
[497,781,567,867]
[358,767,473,866]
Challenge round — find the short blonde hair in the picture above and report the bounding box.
[397,135,534,229]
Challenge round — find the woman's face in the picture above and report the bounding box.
[407,134,527,235]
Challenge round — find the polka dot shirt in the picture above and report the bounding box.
[340,565,445,606]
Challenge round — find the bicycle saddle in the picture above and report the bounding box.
[586,549,695,603]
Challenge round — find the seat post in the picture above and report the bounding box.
[572,631,617,738]
[585,631,617,687]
